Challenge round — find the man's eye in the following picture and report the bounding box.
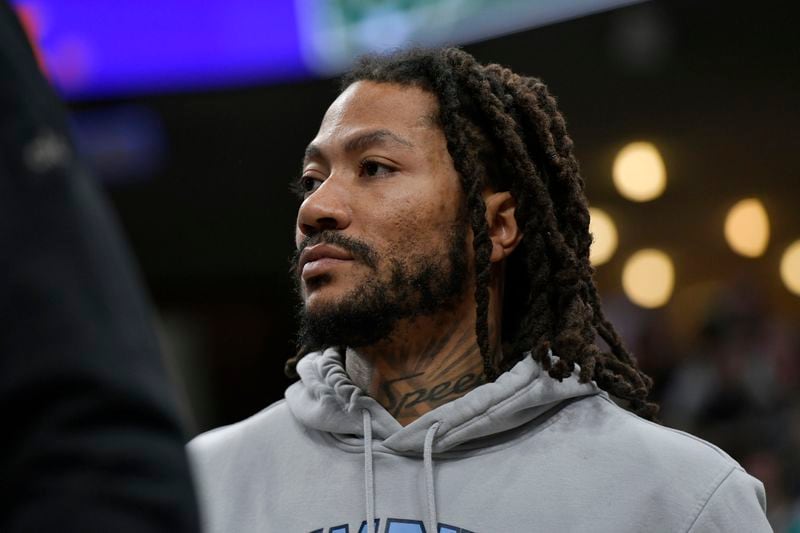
[301,176,321,194]
[360,160,394,177]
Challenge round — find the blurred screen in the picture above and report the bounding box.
[11,0,644,99]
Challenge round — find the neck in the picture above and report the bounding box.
[346,297,501,426]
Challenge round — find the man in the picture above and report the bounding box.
[0,3,199,531]
[189,48,770,532]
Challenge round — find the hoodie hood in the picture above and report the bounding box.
[192,346,771,533]
[285,347,600,455]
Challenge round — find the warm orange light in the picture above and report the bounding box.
[724,198,770,257]
[780,240,800,296]
[622,248,675,308]
[588,207,618,266]
[612,142,667,202]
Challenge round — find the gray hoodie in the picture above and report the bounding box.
[188,347,771,532]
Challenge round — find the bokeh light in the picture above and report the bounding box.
[622,248,675,308]
[612,141,667,202]
[724,198,770,257]
[780,240,800,296]
[588,207,618,266]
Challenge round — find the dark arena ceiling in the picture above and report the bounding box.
[78,1,797,313]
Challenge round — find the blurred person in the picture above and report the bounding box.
[189,48,770,532]
[0,3,199,531]
[659,283,800,531]
[746,452,800,532]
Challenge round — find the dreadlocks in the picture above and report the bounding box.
[288,47,658,420]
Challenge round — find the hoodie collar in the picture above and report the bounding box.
[285,347,600,455]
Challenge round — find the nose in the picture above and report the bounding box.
[296,177,352,239]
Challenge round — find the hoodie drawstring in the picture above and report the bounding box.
[362,409,375,533]
[362,411,441,533]
[423,422,441,533]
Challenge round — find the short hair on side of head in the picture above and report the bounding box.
[287,47,658,420]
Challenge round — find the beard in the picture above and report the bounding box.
[292,220,470,351]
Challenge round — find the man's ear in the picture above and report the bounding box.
[483,190,522,263]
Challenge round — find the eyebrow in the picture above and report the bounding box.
[302,129,414,167]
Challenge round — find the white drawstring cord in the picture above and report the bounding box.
[423,422,441,533]
[362,409,375,533]
[363,412,441,533]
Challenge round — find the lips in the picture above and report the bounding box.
[299,243,354,280]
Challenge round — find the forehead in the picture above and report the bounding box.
[315,81,439,143]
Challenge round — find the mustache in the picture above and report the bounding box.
[291,231,378,275]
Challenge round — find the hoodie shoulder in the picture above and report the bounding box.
[187,400,305,531]
[588,394,740,469]
[187,399,301,487]
[686,467,771,532]
[552,394,768,531]
[188,399,295,458]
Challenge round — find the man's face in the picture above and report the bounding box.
[293,81,471,348]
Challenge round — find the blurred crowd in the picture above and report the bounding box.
[606,279,800,532]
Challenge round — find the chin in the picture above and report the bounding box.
[303,279,353,310]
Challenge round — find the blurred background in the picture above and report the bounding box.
[10,0,799,529]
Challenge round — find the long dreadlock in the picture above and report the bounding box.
[287,47,658,420]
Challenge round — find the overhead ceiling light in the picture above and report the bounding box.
[588,207,618,266]
[622,248,675,308]
[780,240,800,296]
[724,198,770,258]
[612,141,667,202]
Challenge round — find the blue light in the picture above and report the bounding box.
[12,0,310,99]
[11,0,646,100]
